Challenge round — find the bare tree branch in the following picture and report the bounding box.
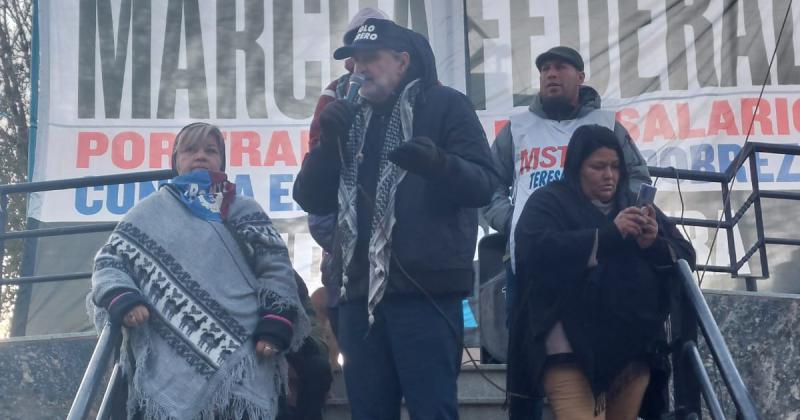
[0,0,31,336]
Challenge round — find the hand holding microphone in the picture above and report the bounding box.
[346,73,365,103]
[319,100,357,151]
[319,73,365,150]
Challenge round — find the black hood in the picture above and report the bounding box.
[402,29,438,88]
[561,124,630,207]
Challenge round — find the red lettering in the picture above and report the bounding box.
[541,146,557,168]
[300,130,310,160]
[149,132,175,168]
[741,98,773,136]
[557,145,568,168]
[264,131,298,166]
[642,104,676,142]
[111,131,145,169]
[616,108,640,141]
[519,148,540,174]
[230,131,261,167]
[774,98,790,135]
[793,99,800,132]
[708,100,739,136]
[676,103,705,139]
[76,132,109,168]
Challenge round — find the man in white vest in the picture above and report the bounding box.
[482,46,651,314]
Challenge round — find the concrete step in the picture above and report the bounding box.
[0,334,550,420]
[325,364,506,420]
[2,290,793,418]
[323,362,554,420]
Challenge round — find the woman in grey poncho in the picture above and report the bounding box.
[87,122,310,419]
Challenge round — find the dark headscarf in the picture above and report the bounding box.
[562,124,629,208]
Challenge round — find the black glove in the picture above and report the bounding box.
[319,99,357,150]
[388,136,445,178]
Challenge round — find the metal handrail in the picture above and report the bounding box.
[0,271,92,286]
[0,222,117,240]
[66,322,121,420]
[0,171,172,263]
[96,362,123,419]
[674,259,760,419]
[647,141,800,281]
[0,169,173,194]
[684,341,726,420]
[0,171,172,417]
[0,170,174,332]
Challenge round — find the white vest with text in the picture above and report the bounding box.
[509,108,616,270]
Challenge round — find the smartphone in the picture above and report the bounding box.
[636,184,657,208]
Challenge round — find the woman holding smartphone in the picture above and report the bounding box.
[506,124,696,420]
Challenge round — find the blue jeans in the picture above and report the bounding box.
[337,295,463,420]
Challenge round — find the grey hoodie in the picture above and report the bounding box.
[482,85,651,234]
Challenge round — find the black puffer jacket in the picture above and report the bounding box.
[293,29,496,300]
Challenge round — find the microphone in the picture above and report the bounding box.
[346,73,366,103]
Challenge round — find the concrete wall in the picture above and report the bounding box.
[701,290,800,419]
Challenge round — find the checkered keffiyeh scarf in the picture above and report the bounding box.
[337,79,421,324]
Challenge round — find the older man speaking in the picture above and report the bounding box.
[293,18,496,420]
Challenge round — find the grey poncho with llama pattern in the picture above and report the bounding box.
[88,188,309,419]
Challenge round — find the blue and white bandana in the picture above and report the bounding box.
[168,170,236,222]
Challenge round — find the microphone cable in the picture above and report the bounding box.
[327,99,531,399]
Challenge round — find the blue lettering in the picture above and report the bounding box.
[107,183,136,215]
[235,174,254,197]
[718,144,747,181]
[534,171,545,188]
[755,152,774,182]
[75,186,103,215]
[526,169,568,190]
[690,144,715,172]
[269,174,293,212]
[777,153,800,182]
[658,147,688,169]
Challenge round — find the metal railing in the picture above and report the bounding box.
[0,170,172,288]
[648,142,800,290]
[671,259,760,419]
[0,170,171,419]
[66,323,121,420]
[1,142,797,417]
